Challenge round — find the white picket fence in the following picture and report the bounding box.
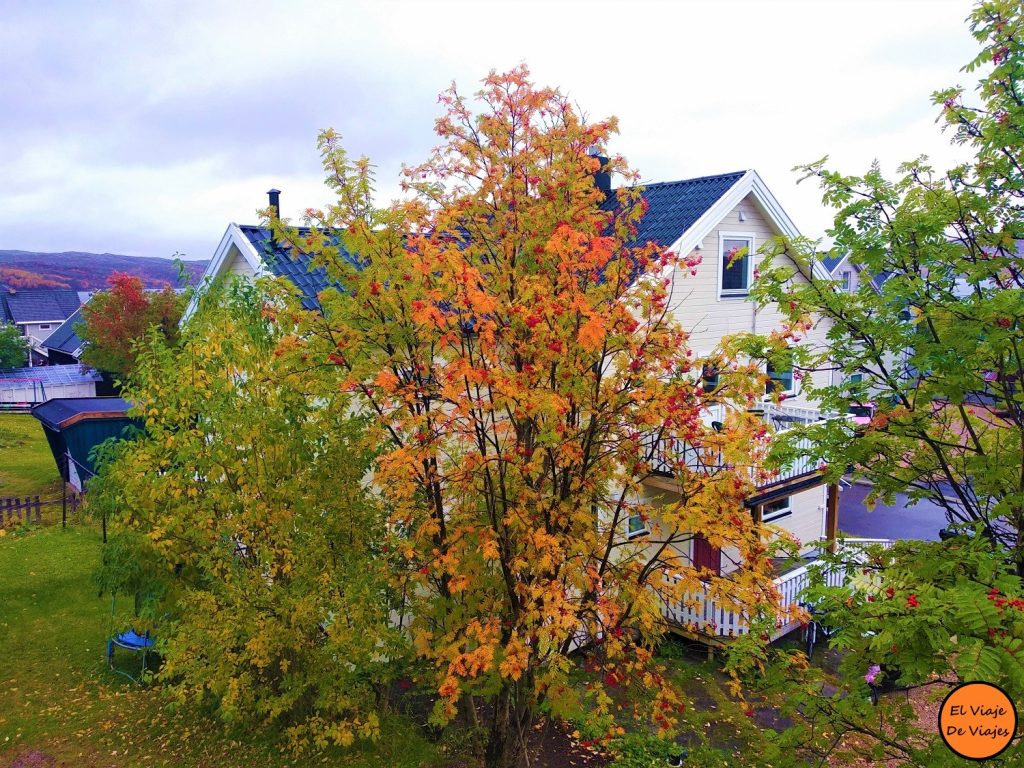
[660,538,894,641]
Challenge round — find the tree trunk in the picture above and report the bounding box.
[484,686,531,768]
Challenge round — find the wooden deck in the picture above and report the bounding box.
[659,538,895,647]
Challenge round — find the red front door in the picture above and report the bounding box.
[692,535,721,575]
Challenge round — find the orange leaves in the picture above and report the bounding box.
[274,67,786,753]
[577,315,607,352]
[372,369,400,393]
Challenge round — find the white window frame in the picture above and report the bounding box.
[37,324,52,331]
[718,232,755,298]
[840,270,852,292]
[762,496,792,523]
[765,359,796,398]
[626,512,649,538]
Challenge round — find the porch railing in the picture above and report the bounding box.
[659,538,895,641]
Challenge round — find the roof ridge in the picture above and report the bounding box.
[617,170,747,192]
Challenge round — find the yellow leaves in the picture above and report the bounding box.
[480,538,501,561]
[499,636,528,681]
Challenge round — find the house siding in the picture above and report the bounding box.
[669,193,833,408]
[21,322,62,347]
[767,485,826,554]
[226,244,259,278]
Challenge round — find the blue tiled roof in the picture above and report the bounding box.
[238,172,745,304]
[41,307,84,355]
[237,226,354,311]
[820,254,845,274]
[1,289,81,324]
[604,171,746,247]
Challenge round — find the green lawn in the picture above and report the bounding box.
[0,524,441,767]
[0,414,62,498]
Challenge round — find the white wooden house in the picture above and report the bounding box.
[193,175,886,644]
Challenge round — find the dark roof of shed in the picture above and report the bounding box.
[41,307,84,354]
[602,171,746,247]
[31,396,131,430]
[1,290,82,324]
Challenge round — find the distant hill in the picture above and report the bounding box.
[0,251,208,291]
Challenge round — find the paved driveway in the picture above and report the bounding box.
[838,482,948,542]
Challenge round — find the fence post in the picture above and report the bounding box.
[14,497,21,524]
[34,495,40,524]
[4,497,10,525]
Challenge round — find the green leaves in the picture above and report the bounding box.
[88,278,399,750]
[749,0,1024,574]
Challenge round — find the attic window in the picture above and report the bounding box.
[720,234,753,296]
[840,270,851,292]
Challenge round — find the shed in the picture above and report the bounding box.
[31,397,139,492]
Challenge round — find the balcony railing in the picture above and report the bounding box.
[658,538,895,641]
[648,403,839,490]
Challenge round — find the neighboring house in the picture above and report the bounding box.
[191,176,887,644]
[0,289,83,366]
[821,252,891,295]
[41,307,86,365]
[0,364,102,408]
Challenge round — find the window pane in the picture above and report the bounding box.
[721,238,750,292]
[702,364,720,392]
[628,514,646,535]
[766,361,793,393]
[763,497,791,521]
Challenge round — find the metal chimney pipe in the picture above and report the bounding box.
[267,188,281,218]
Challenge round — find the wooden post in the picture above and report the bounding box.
[5,497,11,525]
[751,504,763,525]
[14,497,20,524]
[825,483,839,552]
[33,495,41,524]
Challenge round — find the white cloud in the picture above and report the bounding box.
[0,0,982,258]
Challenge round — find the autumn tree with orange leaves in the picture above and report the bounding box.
[269,67,788,768]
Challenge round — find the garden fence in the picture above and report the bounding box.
[1,493,81,528]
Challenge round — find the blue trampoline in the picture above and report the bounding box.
[106,596,157,684]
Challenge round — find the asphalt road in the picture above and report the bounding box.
[837,482,949,542]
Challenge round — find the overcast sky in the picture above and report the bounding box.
[0,0,981,262]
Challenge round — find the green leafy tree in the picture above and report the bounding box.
[88,278,400,749]
[735,536,1024,765]
[0,322,27,368]
[78,272,186,375]
[751,0,1024,573]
